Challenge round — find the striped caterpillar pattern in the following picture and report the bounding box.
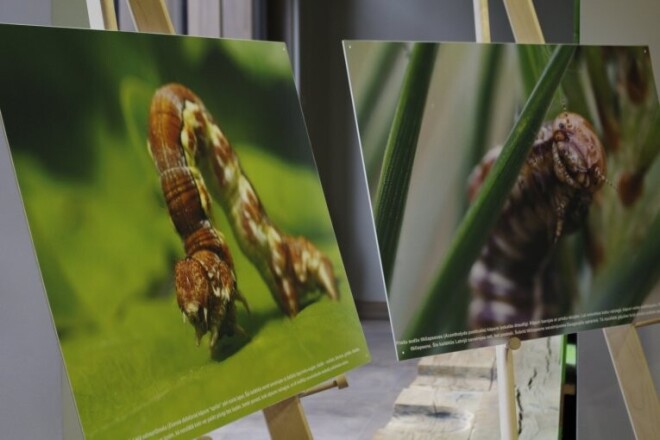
[148,84,339,348]
[467,112,606,332]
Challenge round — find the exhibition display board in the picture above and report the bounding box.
[345,41,660,360]
[0,24,369,439]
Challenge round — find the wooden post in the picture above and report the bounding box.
[496,337,522,440]
[299,375,349,398]
[262,396,314,440]
[603,324,660,439]
[100,0,118,30]
[476,3,545,439]
[127,0,175,34]
[502,0,545,44]
[473,0,491,43]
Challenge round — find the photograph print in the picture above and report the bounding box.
[0,24,369,439]
[345,41,660,360]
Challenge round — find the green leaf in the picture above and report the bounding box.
[518,45,551,98]
[357,43,407,192]
[458,44,503,218]
[560,51,593,121]
[373,43,438,290]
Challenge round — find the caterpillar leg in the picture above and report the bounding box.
[271,235,339,316]
[175,250,248,348]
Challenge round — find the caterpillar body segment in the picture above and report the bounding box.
[467,112,606,332]
[148,84,247,349]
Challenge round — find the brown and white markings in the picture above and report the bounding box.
[148,84,339,348]
[467,112,607,332]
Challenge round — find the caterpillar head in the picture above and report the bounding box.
[175,251,243,348]
[551,112,607,193]
[175,257,212,346]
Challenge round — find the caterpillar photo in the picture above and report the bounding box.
[148,84,339,348]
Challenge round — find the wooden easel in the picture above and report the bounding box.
[93,1,348,439]
[603,319,660,439]
[474,1,660,438]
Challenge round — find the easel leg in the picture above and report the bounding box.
[496,338,521,440]
[100,0,118,30]
[603,325,660,439]
[262,396,313,440]
[127,0,176,34]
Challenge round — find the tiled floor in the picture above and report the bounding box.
[211,320,418,439]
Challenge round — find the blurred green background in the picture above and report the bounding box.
[0,24,368,439]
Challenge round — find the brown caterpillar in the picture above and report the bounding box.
[467,112,606,331]
[148,84,338,348]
